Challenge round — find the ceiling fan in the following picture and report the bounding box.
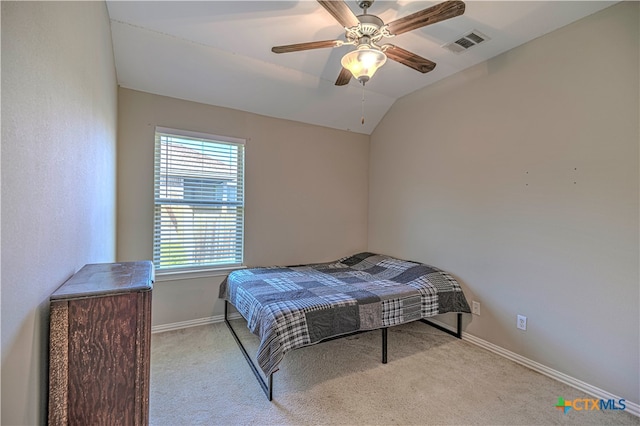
[271,0,466,86]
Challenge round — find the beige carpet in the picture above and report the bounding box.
[149,320,638,425]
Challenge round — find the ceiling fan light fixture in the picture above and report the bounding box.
[341,44,387,84]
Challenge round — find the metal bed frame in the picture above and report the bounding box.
[224,300,462,401]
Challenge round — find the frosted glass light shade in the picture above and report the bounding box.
[341,46,387,84]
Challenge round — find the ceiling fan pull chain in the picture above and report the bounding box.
[361,83,366,125]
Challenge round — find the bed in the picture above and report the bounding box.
[219,252,471,400]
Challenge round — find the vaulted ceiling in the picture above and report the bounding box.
[107,1,616,134]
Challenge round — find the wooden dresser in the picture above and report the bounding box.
[48,261,154,426]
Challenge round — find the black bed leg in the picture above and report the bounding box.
[224,300,274,401]
[382,328,388,364]
[420,313,463,339]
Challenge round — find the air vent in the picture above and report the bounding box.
[442,30,490,54]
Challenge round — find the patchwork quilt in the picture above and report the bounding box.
[219,252,471,376]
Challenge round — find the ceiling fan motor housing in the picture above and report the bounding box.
[356,14,384,35]
[347,13,385,46]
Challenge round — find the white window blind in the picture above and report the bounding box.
[153,127,244,271]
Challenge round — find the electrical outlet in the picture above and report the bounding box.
[517,315,527,330]
[472,301,480,316]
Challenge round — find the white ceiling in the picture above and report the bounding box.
[106,1,616,134]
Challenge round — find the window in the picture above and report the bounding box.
[154,127,244,272]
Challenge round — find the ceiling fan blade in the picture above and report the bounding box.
[317,0,359,28]
[384,45,436,73]
[272,40,342,54]
[386,0,465,36]
[335,67,352,86]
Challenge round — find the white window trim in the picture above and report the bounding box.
[153,126,246,273]
[155,126,246,146]
[154,265,247,282]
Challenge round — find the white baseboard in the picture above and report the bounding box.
[151,313,242,334]
[427,317,639,418]
[153,314,638,417]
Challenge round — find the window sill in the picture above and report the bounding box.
[154,265,246,282]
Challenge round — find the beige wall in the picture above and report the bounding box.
[1,2,118,424]
[117,88,369,326]
[369,2,639,404]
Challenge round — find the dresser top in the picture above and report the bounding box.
[51,261,154,300]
